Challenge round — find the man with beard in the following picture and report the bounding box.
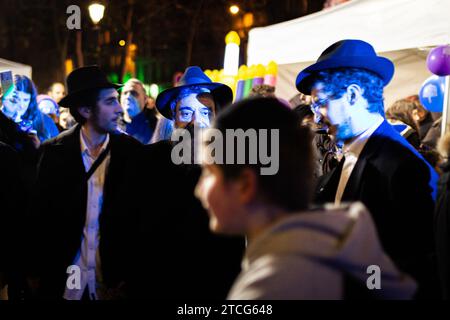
[127,66,244,299]
[296,39,439,298]
[29,66,141,300]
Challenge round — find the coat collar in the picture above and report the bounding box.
[340,120,389,201]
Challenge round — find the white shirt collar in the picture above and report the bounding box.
[80,129,110,158]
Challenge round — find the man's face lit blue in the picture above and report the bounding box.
[121,82,146,121]
[311,82,354,141]
[175,93,215,129]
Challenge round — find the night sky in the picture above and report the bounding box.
[0,0,325,92]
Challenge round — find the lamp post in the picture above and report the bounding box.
[88,3,105,65]
[88,3,105,25]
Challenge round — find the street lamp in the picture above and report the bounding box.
[89,3,105,25]
[88,3,105,66]
[229,5,240,15]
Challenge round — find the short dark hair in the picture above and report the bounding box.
[313,68,385,115]
[213,97,314,212]
[386,99,419,132]
[68,89,102,125]
[293,104,314,124]
[249,85,276,98]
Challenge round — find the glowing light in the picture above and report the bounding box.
[243,13,254,28]
[224,31,240,76]
[225,31,240,46]
[65,59,74,75]
[149,84,159,98]
[88,3,105,24]
[229,5,240,15]
[119,40,126,47]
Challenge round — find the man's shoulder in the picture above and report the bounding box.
[0,142,18,163]
[139,140,179,172]
[368,121,423,162]
[40,126,79,152]
[361,121,435,181]
[143,140,172,156]
[112,131,142,147]
[0,141,14,152]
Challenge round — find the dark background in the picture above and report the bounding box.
[0,0,326,93]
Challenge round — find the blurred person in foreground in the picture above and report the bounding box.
[195,97,416,300]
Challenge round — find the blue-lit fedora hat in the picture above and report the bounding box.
[296,39,394,95]
[156,66,233,120]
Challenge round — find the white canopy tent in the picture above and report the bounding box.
[247,0,450,110]
[0,57,32,79]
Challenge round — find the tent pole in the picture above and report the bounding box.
[442,75,450,137]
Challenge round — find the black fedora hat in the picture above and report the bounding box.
[59,65,122,107]
[296,39,394,95]
[156,66,233,120]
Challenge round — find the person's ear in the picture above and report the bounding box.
[346,84,363,106]
[143,96,149,109]
[236,168,258,205]
[77,106,91,120]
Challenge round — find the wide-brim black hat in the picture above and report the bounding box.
[59,65,122,107]
[156,66,233,120]
[296,39,394,95]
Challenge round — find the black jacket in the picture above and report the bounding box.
[435,161,450,299]
[0,111,39,192]
[126,140,245,300]
[0,142,24,274]
[315,121,439,298]
[29,125,141,298]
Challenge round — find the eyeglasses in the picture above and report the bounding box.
[310,95,334,126]
[310,96,332,112]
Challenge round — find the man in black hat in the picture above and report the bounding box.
[125,66,244,299]
[28,66,141,300]
[296,39,439,298]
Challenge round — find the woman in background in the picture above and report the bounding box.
[385,99,421,149]
[2,75,59,144]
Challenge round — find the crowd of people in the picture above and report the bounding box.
[0,38,449,300]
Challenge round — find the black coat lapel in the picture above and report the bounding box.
[62,125,85,178]
[315,157,345,204]
[341,154,368,201]
[341,121,387,201]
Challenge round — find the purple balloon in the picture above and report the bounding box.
[427,45,450,76]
